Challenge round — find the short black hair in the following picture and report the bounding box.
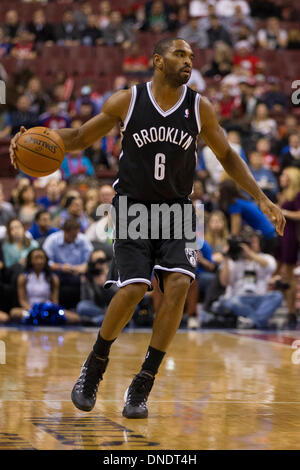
[35,209,49,222]
[63,217,81,232]
[153,37,188,57]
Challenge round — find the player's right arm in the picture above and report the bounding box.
[9,89,132,167]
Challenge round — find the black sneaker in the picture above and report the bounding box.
[122,370,154,419]
[71,351,108,412]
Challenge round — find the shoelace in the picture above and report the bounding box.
[127,374,154,407]
[78,360,103,397]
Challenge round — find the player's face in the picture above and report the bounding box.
[161,42,194,87]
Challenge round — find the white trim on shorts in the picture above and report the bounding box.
[154,265,195,280]
[104,277,152,288]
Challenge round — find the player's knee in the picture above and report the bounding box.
[119,283,148,305]
[164,273,191,297]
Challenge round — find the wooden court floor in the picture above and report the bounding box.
[0,327,300,450]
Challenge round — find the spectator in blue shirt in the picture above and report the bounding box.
[58,196,90,233]
[219,179,276,240]
[29,210,59,245]
[43,218,93,308]
[249,151,279,202]
[60,151,95,181]
[36,179,63,217]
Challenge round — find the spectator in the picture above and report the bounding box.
[60,150,95,181]
[187,68,206,93]
[235,24,256,47]
[98,0,112,30]
[216,0,250,18]
[59,196,90,233]
[287,29,300,50]
[278,167,300,327]
[43,218,93,308]
[205,210,229,261]
[207,15,232,47]
[81,14,103,46]
[54,10,81,46]
[9,177,31,208]
[175,5,189,29]
[221,65,250,97]
[0,26,12,57]
[219,179,276,240]
[227,130,247,161]
[202,41,233,77]
[25,77,49,116]
[75,85,102,116]
[36,179,63,216]
[74,1,93,31]
[218,83,242,123]
[257,17,288,49]
[280,133,300,173]
[29,210,59,245]
[189,0,211,18]
[177,17,208,49]
[27,9,54,45]
[76,249,117,325]
[226,5,255,44]
[122,43,151,74]
[3,10,22,42]
[10,248,80,324]
[0,109,12,138]
[84,188,100,218]
[11,29,36,60]
[2,218,38,268]
[102,10,134,49]
[256,137,280,173]
[142,0,175,33]
[249,151,279,202]
[239,78,260,119]
[251,103,278,139]
[0,184,15,227]
[39,101,71,130]
[101,75,129,102]
[17,185,39,225]
[9,95,39,136]
[233,41,263,76]
[261,76,287,111]
[278,115,299,151]
[217,233,282,329]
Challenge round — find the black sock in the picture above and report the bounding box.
[141,346,166,375]
[93,333,116,358]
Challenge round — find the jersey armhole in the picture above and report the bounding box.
[194,93,201,134]
[120,85,137,132]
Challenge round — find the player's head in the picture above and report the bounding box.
[152,38,194,87]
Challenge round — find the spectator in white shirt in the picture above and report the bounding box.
[216,0,250,18]
[257,17,288,49]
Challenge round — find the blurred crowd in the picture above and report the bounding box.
[0,0,300,329]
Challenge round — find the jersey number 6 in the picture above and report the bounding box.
[154,153,166,181]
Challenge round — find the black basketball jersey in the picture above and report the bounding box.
[113,82,201,202]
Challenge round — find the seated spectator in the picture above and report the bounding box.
[261,76,287,111]
[10,248,80,324]
[81,13,103,46]
[251,103,278,139]
[278,167,300,327]
[3,10,22,42]
[287,29,300,50]
[43,218,93,308]
[142,0,175,33]
[175,5,189,29]
[122,43,150,74]
[256,137,280,173]
[97,126,121,170]
[233,41,263,76]
[74,1,93,31]
[187,68,206,93]
[205,210,229,262]
[280,133,300,172]
[189,0,211,18]
[0,109,12,138]
[2,218,38,268]
[27,9,54,46]
[9,177,31,208]
[207,15,232,47]
[202,41,233,77]
[58,196,90,233]
[216,0,250,18]
[239,78,260,119]
[74,85,101,117]
[102,10,134,49]
[60,150,95,181]
[227,5,255,44]
[249,151,279,202]
[219,179,276,240]
[54,10,81,46]
[0,183,15,227]
[278,115,299,151]
[0,26,12,57]
[39,101,71,130]
[177,17,208,49]
[257,17,288,49]
[218,83,242,124]
[98,0,112,30]
[36,178,63,217]
[216,233,282,329]
[76,249,117,325]
[84,188,100,218]
[235,24,256,47]
[9,95,39,136]
[29,210,59,245]
[221,65,250,96]
[17,185,39,226]
[227,130,247,161]
[85,211,113,246]
[25,77,49,116]
[11,29,36,60]
[102,75,129,102]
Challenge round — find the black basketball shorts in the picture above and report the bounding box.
[104,194,197,292]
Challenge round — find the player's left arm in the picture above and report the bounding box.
[199,96,286,236]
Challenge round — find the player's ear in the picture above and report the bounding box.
[153,53,163,71]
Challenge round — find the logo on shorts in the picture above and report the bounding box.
[185,248,197,267]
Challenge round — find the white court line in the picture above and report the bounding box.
[1,399,300,404]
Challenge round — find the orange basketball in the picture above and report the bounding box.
[15,127,65,177]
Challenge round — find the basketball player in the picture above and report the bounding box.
[10,38,285,419]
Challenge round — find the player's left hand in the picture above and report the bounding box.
[257,196,286,236]
[9,126,27,170]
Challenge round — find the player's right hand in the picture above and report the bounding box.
[9,126,27,170]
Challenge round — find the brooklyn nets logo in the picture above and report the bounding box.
[185,248,197,267]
